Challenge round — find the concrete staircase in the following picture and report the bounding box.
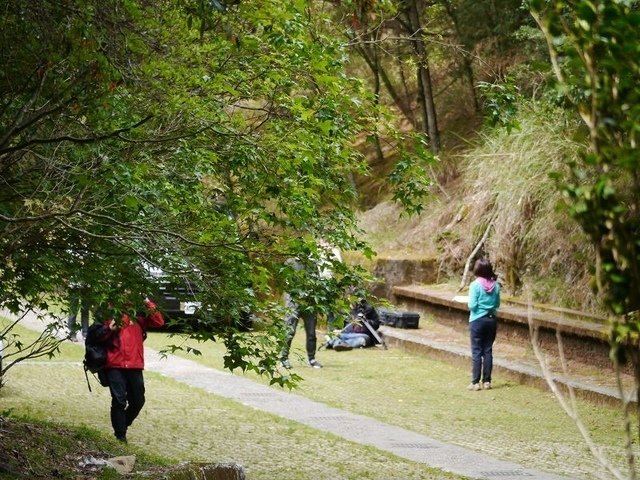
[378,284,635,407]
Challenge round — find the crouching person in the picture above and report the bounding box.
[101,297,164,443]
[327,299,380,351]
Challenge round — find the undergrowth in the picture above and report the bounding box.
[358,98,604,313]
[0,414,168,479]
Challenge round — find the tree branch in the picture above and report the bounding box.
[458,218,493,291]
[527,298,629,480]
[0,115,154,155]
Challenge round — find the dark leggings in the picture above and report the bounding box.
[282,310,318,361]
[106,368,145,440]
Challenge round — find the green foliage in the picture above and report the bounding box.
[0,0,413,385]
[388,136,436,216]
[529,2,640,471]
[447,0,536,53]
[478,77,522,132]
[530,0,640,317]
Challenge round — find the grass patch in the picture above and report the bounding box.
[145,330,636,480]
[0,323,463,480]
[2,318,635,479]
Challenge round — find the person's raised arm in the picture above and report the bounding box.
[141,298,165,328]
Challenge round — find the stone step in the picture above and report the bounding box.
[392,284,609,341]
[381,284,635,407]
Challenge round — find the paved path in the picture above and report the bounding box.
[14,311,573,480]
[144,350,571,480]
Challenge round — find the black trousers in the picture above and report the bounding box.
[106,368,145,440]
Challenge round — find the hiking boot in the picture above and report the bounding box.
[280,359,292,369]
[308,358,323,368]
[333,342,353,352]
[483,382,492,390]
[467,383,481,391]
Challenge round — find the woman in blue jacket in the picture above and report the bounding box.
[467,258,500,391]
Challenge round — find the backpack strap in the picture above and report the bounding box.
[83,364,93,393]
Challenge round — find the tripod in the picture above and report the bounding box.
[356,313,387,349]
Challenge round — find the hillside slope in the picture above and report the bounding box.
[357,100,602,314]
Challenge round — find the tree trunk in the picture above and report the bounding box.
[406,0,441,153]
[372,44,387,164]
[353,41,417,129]
[442,0,480,114]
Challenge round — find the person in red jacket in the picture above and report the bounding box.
[103,297,164,443]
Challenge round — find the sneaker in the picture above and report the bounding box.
[333,342,353,352]
[308,359,323,368]
[280,359,292,369]
[467,383,481,391]
[483,382,492,390]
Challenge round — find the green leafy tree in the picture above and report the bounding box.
[325,0,543,209]
[530,0,640,475]
[0,0,414,386]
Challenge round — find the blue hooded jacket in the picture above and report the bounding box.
[468,278,500,322]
